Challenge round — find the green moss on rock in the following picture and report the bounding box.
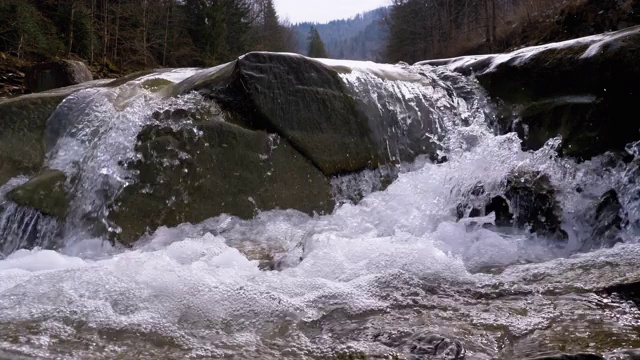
[0,94,67,186]
[7,169,68,218]
[109,112,335,244]
[141,78,174,92]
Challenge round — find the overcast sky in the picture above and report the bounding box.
[274,0,390,24]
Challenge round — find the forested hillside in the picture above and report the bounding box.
[1,0,639,97]
[0,0,296,71]
[292,8,388,61]
[385,0,640,63]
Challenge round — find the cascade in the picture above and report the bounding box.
[0,51,639,359]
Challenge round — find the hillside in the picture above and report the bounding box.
[385,0,640,63]
[466,0,640,56]
[292,8,388,61]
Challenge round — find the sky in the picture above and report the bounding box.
[274,0,390,24]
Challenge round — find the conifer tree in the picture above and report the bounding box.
[307,26,327,58]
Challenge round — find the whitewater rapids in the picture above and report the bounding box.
[0,58,639,359]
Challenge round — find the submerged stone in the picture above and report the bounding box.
[456,170,566,241]
[528,354,604,360]
[584,189,626,250]
[7,169,68,218]
[599,280,640,308]
[400,333,466,360]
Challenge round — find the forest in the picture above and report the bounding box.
[385,0,640,63]
[0,0,298,71]
[1,0,638,73]
[293,9,388,62]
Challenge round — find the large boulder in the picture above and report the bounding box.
[178,53,380,175]
[174,52,459,175]
[421,26,640,160]
[7,169,68,218]
[177,53,381,175]
[24,60,93,93]
[108,107,335,244]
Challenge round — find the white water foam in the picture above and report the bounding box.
[1,119,633,358]
[0,58,639,358]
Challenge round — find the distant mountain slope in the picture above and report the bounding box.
[292,8,389,61]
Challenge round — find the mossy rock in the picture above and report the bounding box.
[109,111,335,244]
[7,169,68,218]
[0,80,110,188]
[0,93,67,186]
[141,78,174,92]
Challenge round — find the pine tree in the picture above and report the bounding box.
[261,0,283,50]
[307,26,327,58]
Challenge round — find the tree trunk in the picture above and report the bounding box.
[484,0,492,48]
[491,0,497,46]
[66,1,75,57]
[114,0,120,61]
[18,34,23,58]
[142,0,148,66]
[162,0,172,67]
[90,0,95,65]
[102,0,108,67]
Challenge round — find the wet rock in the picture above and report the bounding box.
[455,182,489,220]
[457,170,566,240]
[0,93,68,187]
[504,170,566,239]
[109,111,335,244]
[585,189,626,249]
[24,60,93,93]
[0,81,108,188]
[485,195,512,227]
[616,349,640,360]
[7,169,68,218]
[423,26,640,160]
[400,333,465,360]
[176,52,449,176]
[599,280,640,308]
[179,53,381,175]
[528,354,604,360]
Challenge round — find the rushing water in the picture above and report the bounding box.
[1,57,640,359]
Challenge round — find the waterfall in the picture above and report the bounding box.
[0,203,60,257]
[0,53,639,359]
